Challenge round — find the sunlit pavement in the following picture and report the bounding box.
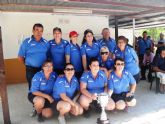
[0,80,165,124]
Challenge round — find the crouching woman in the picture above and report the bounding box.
[53,63,83,124]
[108,58,137,110]
[28,60,57,122]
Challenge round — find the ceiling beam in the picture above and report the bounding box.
[118,22,165,29]
[110,15,165,26]
[68,0,165,10]
[119,20,165,27]
[109,13,165,23]
[0,3,137,13]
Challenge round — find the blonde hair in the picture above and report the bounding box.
[100,46,109,53]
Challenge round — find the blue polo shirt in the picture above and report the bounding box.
[138,39,152,55]
[65,43,83,72]
[113,46,140,75]
[80,70,107,94]
[81,42,100,66]
[98,38,116,53]
[53,76,79,101]
[108,70,136,94]
[98,56,114,70]
[49,39,69,70]
[18,36,49,67]
[30,71,57,95]
[153,56,165,71]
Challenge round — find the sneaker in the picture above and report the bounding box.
[29,107,37,117]
[58,116,66,124]
[83,109,91,118]
[37,113,44,122]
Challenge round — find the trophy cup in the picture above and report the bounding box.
[97,92,110,124]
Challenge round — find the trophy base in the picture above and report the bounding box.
[97,118,110,124]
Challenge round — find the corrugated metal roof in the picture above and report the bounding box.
[0,0,165,28]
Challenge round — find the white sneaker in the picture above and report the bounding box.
[58,116,66,124]
[29,107,37,117]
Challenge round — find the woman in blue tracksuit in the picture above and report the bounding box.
[108,58,137,110]
[28,60,57,122]
[79,58,115,117]
[53,63,83,124]
[81,29,100,71]
[98,46,114,77]
[49,27,69,75]
[65,31,83,80]
[113,36,140,83]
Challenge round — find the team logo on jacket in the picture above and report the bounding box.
[41,81,46,85]
[88,78,94,83]
[31,43,36,46]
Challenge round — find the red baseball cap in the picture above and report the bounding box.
[69,31,79,37]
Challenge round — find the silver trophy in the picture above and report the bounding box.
[97,92,110,124]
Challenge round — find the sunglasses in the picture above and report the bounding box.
[65,68,74,71]
[101,52,109,55]
[116,63,124,66]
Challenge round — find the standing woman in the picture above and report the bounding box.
[65,31,83,80]
[28,60,57,122]
[53,63,83,124]
[49,27,69,75]
[79,58,115,117]
[108,58,137,110]
[81,29,100,71]
[113,36,140,83]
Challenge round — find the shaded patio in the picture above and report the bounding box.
[0,80,165,124]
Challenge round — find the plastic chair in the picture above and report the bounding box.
[150,70,160,93]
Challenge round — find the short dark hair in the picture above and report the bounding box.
[114,58,124,65]
[42,59,52,67]
[160,46,165,53]
[145,48,151,51]
[102,28,109,32]
[53,27,62,33]
[33,23,43,30]
[64,63,74,69]
[89,57,98,66]
[143,31,147,34]
[117,36,127,43]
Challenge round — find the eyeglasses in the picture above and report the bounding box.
[65,68,74,71]
[101,52,109,55]
[116,63,124,66]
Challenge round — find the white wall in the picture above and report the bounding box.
[0,12,108,59]
[109,28,133,45]
[0,12,133,59]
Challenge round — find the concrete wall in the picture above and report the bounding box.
[0,12,109,83]
[0,12,109,59]
[0,12,133,84]
[0,12,134,59]
[0,12,134,84]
